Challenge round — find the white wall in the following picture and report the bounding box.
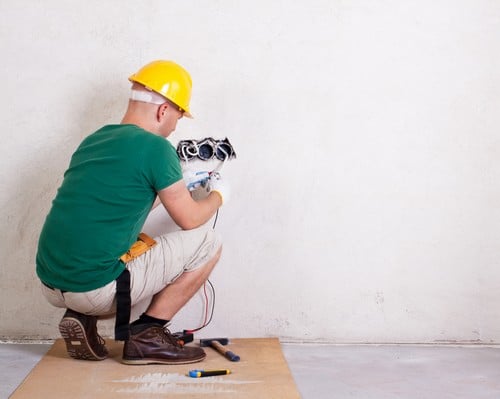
[1,0,499,343]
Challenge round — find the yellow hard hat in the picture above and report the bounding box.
[129,60,193,118]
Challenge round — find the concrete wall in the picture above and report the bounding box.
[1,0,499,343]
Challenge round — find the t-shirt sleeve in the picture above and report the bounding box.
[143,138,183,191]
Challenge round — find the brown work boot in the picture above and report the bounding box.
[58,309,108,361]
[122,324,206,365]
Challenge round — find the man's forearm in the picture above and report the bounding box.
[184,192,222,229]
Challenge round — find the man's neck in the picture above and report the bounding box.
[121,107,159,135]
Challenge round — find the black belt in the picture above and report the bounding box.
[41,281,67,293]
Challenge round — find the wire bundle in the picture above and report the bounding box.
[177,138,236,162]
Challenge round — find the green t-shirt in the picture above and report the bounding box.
[36,124,182,292]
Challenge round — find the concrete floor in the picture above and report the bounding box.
[2,342,500,398]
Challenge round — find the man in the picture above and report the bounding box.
[36,60,228,365]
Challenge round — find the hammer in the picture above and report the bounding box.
[199,338,240,362]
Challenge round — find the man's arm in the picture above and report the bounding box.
[157,180,222,230]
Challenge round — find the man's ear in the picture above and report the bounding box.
[157,103,169,121]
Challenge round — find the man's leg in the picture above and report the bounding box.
[145,246,221,320]
[40,284,111,361]
[126,225,223,326]
[122,247,222,365]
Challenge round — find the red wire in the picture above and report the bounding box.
[202,282,209,326]
[185,282,211,333]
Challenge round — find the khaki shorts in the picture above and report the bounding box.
[41,226,222,316]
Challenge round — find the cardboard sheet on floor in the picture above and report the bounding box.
[11,338,300,398]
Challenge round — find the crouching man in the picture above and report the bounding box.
[36,60,229,364]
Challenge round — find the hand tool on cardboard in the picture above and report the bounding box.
[188,369,231,378]
[199,338,241,362]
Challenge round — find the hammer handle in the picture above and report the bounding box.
[211,341,240,362]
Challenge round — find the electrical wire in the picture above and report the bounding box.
[184,208,218,333]
[212,209,219,229]
[181,156,222,334]
[185,279,216,333]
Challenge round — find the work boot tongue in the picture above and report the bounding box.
[129,322,164,335]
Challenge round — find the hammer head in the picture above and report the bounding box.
[199,338,229,347]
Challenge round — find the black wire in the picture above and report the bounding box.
[212,208,219,228]
[187,279,216,332]
[186,209,219,333]
[204,279,216,327]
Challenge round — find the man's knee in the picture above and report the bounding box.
[186,244,222,280]
[213,244,223,263]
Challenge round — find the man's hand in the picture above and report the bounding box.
[209,173,230,204]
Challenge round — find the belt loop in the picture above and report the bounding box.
[114,269,131,341]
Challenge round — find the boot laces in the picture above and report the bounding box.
[158,327,183,348]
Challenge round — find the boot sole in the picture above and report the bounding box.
[121,353,206,365]
[59,316,107,361]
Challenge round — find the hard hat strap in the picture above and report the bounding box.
[130,89,166,105]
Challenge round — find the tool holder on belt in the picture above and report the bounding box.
[120,233,157,263]
[115,233,157,341]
